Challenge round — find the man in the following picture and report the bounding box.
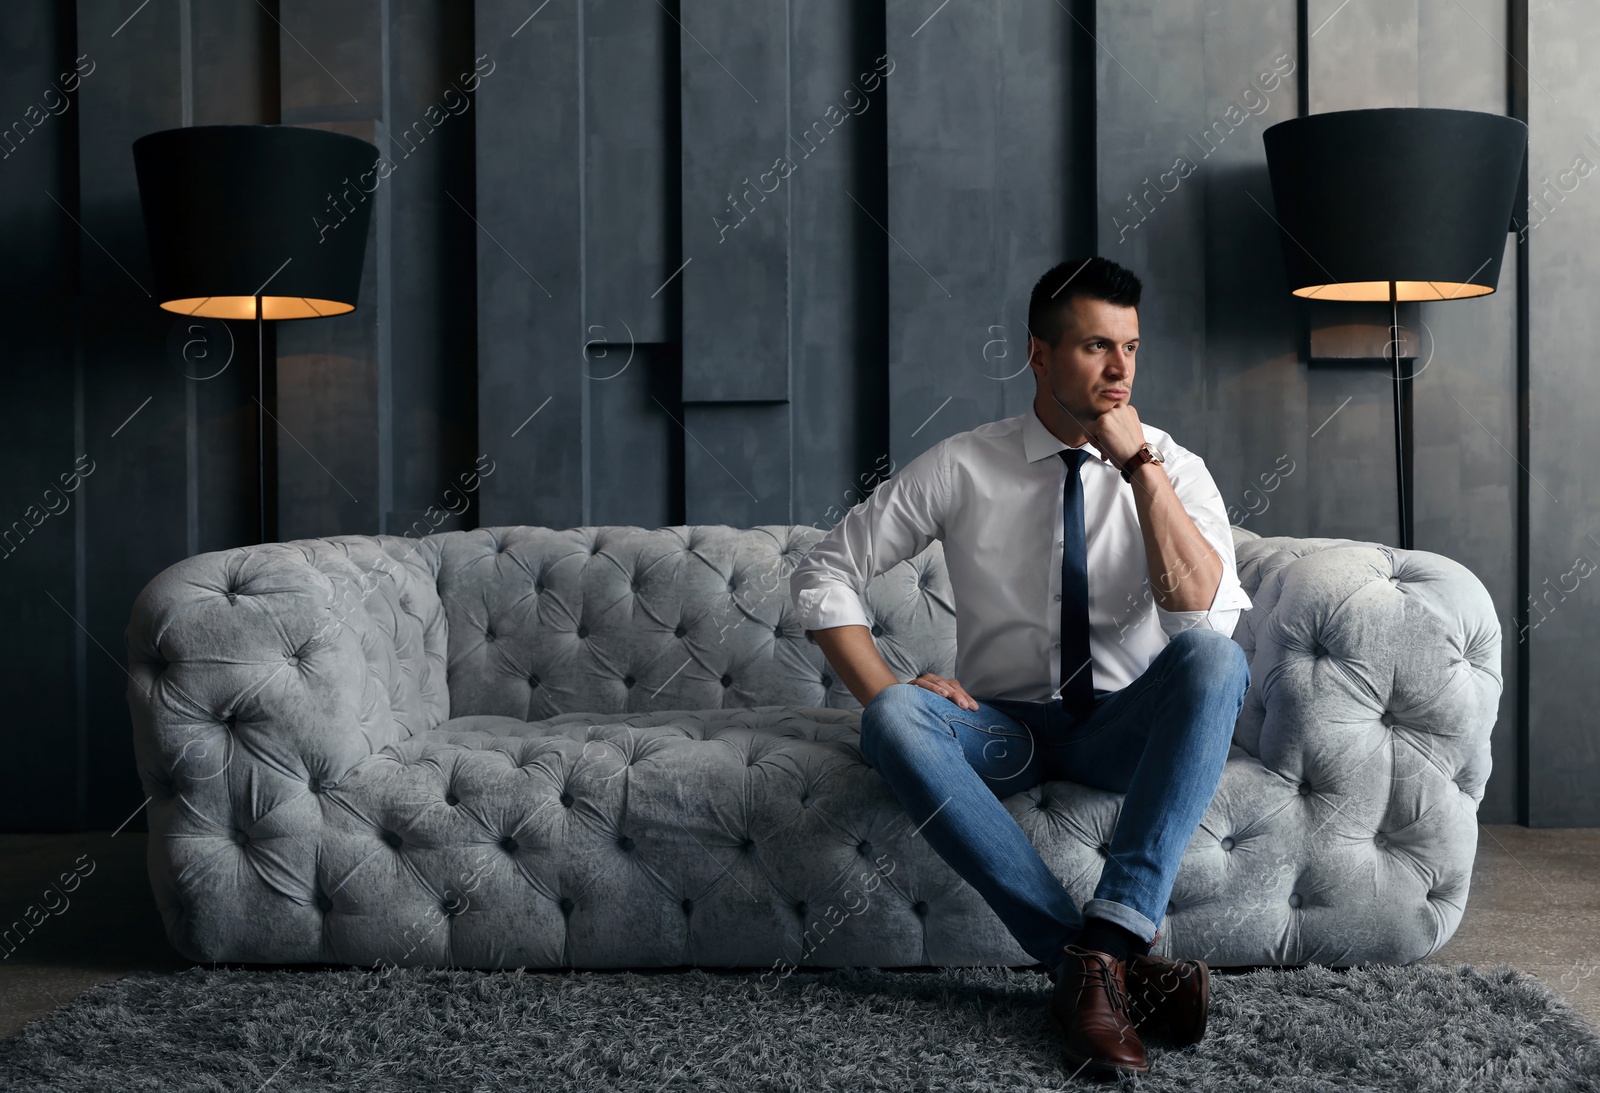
[788,256,1252,1079]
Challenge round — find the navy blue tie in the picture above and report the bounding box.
[1057,448,1095,721]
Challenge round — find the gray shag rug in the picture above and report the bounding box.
[1,961,1597,1091]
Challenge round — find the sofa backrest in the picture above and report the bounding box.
[434,524,958,720]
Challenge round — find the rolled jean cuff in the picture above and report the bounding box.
[1083,898,1159,945]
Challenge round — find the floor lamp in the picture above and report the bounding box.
[1262,107,1526,551]
[133,124,378,546]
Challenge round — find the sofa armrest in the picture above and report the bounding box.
[124,535,449,960]
[1229,535,1503,807]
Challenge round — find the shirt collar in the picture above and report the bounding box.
[1022,404,1108,465]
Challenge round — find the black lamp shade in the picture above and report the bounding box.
[133,124,378,320]
[1262,108,1527,302]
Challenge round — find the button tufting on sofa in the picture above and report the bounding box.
[674,624,687,637]
[623,675,635,688]
[445,791,459,806]
[558,897,574,914]
[559,791,574,808]
[1288,892,1303,908]
[795,901,807,916]
[721,674,732,687]
[681,898,693,914]
[500,835,518,853]
[617,836,634,852]
[913,901,929,916]
[1298,782,1312,795]
[315,892,333,913]
[577,625,589,638]
[382,830,402,849]
[1220,836,1235,851]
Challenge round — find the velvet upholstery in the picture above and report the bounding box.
[124,524,1502,969]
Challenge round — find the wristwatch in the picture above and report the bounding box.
[1120,441,1165,482]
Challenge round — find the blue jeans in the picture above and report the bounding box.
[857,628,1250,973]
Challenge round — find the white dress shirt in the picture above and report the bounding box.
[790,406,1252,703]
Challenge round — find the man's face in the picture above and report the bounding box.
[1030,296,1139,429]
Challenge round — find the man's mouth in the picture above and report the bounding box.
[1103,388,1129,398]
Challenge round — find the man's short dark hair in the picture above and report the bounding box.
[1027,257,1143,349]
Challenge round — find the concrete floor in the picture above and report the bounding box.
[1,824,1597,1041]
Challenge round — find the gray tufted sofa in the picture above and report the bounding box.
[124,523,1502,973]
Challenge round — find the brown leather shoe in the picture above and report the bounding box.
[1123,950,1210,1047]
[1047,944,1150,1077]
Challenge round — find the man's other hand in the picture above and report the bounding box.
[908,672,978,711]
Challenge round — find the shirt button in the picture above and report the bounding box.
[1057,540,1064,548]
[1053,594,1062,601]
[1053,642,1061,650]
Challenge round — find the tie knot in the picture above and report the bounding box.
[1059,448,1087,470]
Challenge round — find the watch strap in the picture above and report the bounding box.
[1121,443,1157,482]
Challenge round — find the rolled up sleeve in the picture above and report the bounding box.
[791,440,950,643]
[1151,452,1253,639]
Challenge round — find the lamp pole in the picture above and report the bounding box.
[257,293,266,546]
[1388,280,1415,551]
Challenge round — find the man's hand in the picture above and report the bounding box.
[908,672,978,711]
[1081,402,1146,469]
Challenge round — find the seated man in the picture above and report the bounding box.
[790,255,1252,1079]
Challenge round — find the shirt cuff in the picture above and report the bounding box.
[794,584,873,644]
[1154,603,1243,638]
[1152,572,1251,638]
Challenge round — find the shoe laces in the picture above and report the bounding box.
[1071,951,1130,1016]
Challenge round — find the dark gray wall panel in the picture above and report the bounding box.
[475,0,584,528]
[76,0,189,828]
[1417,0,1519,824]
[1306,0,1418,112]
[683,403,790,526]
[585,0,674,346]
[884,0,1087,469]
[379,3,478,538]
[589,344,683,529]
[1528,1,1599,825]
[1195,6,1305,540]
[679,0,790,402]
[274,2,384,542]
[0,2,84,830]
[1096,1,1209,437]
[789,0,887,531]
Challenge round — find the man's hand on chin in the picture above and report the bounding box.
[1083,402,1145,469]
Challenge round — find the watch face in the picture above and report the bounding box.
[1149,444,1165,463]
